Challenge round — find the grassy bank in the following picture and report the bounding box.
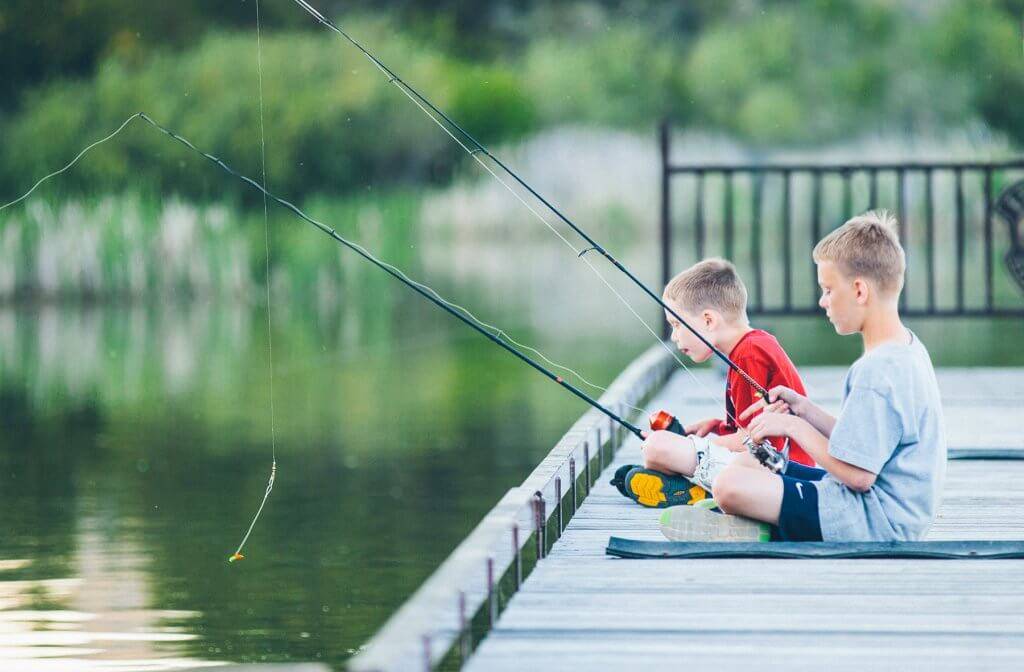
[0,189,421,303]
[2,124,1022,310]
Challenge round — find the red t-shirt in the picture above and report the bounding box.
[709,329,814,466]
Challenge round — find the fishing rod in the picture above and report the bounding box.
[0,109,779,465]
[0,111,652,437]
[126,113,646,439]
[288,0,771,402]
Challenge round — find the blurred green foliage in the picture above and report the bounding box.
[1,1,1022,203]
[0,24,542,202]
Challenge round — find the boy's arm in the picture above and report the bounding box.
[786,417,876,491]
[748,413,877,492]
[686,417,730,437]
[796,400,837,438]
[741,386,837,438]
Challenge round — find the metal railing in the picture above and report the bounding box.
[659,121,1024,318]
[348,343,676,672]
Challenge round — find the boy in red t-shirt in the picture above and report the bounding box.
[615,258,811,508]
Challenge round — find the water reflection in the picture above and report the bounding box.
[0,532,213,671]
[0,299,646,669]
[1,274,1022,669]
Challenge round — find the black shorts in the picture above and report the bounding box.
[772,461,825,542]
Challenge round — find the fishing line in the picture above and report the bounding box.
[3,3,782,461]
[0,115,139,215]
[286,0,774,443]
[0,113,647,431]
[132,114,645,436]
[229,0,277,565]
[0,112,627,409]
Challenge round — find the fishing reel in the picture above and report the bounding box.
[743,435,789,474]
[648,410,687,435]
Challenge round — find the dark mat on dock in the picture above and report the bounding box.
[607,538,1024,559]
[949,448,1024,459]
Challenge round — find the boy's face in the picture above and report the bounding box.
[664,303,715,363]
[817,260,865,335]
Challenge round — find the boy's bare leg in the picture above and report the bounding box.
[712,459,784,525]
[641,433,698,476]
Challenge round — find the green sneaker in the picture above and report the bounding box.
[623,467,709,508]
[659,501,772,542]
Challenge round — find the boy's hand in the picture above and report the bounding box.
[740,385,807,421]
[710,432,747,453]
[746,409,799,442]
[683,417,720,437]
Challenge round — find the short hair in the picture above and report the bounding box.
[813,210,906,293]
[663,258,748,320]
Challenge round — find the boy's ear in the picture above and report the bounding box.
[853,277,871,305]
[701,309,717,328]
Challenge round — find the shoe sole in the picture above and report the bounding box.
[627,471,708,509]
[659,506,771,542]
[629,472,668,507]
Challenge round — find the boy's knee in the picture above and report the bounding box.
[642,442,668,470]
[712,467,743,514]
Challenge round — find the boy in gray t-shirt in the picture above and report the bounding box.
[650,210,946,542]
[815,331,946,540]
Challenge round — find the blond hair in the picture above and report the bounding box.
[663,258,748,320]
[812,210,906,293]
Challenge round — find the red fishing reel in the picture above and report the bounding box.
[648,410,687,436]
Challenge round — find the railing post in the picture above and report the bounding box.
[782,169,792,311]
[897,167,908,311]
[458,591,469,662]
[597,427,604,473]
[955,167,966,311]
[512,524,521,589]
[660,120,672,339]
[695,171,706,261]
[533,492,546,560]
[925,168,935,313]
[569,457,577,514]
[584,441,591,494]
[610,413,618,454]
[555,476,563,536]
[984,168,994,311]
[487,556,496,627]
[724,170,734,261]
[810,171,822,307]
[752,171,765,310]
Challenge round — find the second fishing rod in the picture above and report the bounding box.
[134,113,646,440]
[289,0,771,403]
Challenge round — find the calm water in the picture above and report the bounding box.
[2,284,1023,669]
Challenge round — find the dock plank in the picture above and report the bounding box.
[466,367,1024,671]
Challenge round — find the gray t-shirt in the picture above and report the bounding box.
[817,331,946,541]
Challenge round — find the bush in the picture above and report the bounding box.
[2,4,1022,205]
[519,23,683,126]
[0,22,537,203]
[681,1,1023,145]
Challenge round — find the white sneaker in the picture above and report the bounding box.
[689,436,735,492]
[659,501,772,542]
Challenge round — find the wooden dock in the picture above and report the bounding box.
[350,347,1024,671]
